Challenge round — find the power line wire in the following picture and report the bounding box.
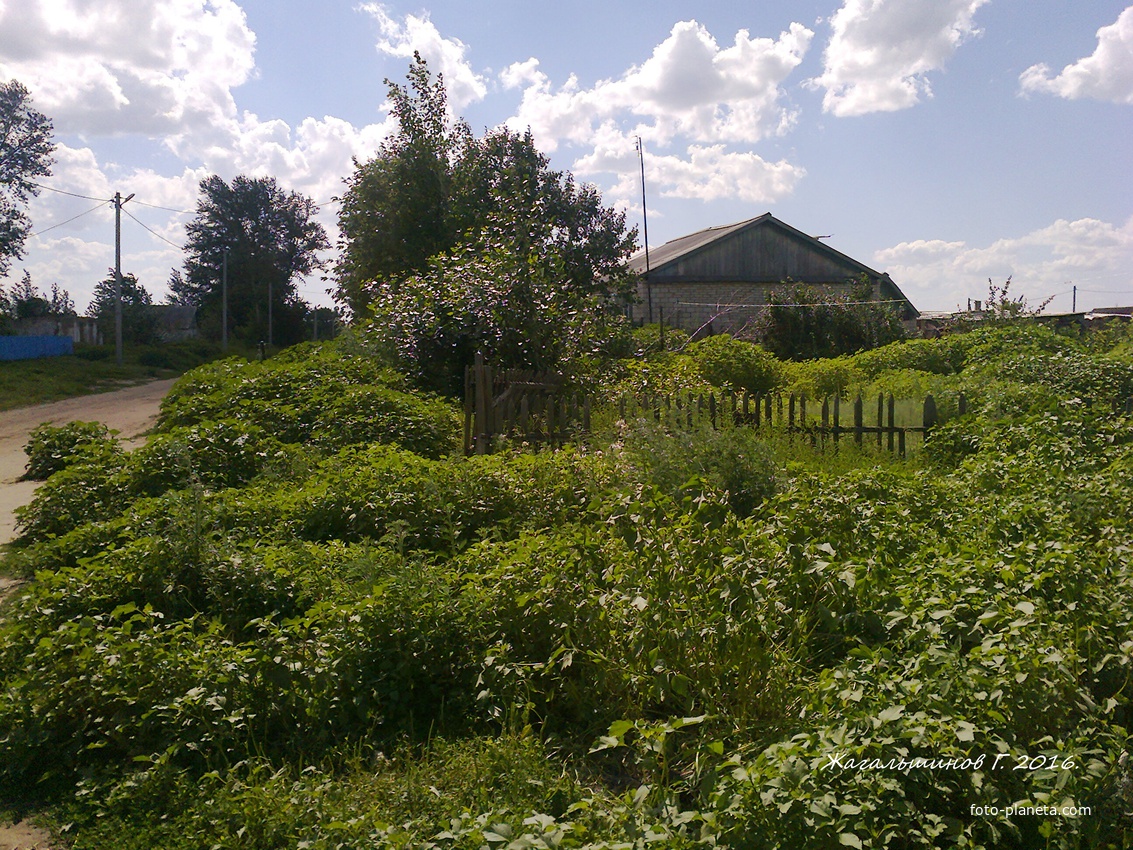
[122,207,182,249]
[131,198,195,215]
[30,201,109,238]
[30,182,112,203]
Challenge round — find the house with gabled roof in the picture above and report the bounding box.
[627,213,918,337]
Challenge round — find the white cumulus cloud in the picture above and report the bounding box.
[0,0,256,137]
[1019,6,1133,104]
[359,3,488,113]
[502,20,813,206]
[876,217,1133,311]
[813,0,989,116]
[505,21,812,150]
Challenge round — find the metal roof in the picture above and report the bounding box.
[626,213,917,315]
[627,212,889,279]
[627,218,757,274]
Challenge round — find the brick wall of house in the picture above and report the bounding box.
[632,279,887,339]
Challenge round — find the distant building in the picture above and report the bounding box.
[628,213,918,337]
[150,305,198,342]
[9,314,102,345]
[917,304,1133,337]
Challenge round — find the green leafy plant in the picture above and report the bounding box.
[20,419,116,480]
[686,333,783,394]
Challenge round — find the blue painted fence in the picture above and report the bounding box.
[0,335,74,361]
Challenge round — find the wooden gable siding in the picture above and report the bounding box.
[649,224,871,284]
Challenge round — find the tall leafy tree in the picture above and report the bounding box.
[335,53,472,315]
[89,269,158,345]
[0,270,73,321]
[336,56,637,317]
[338,56,638,390]
[180,175,329,346]
[0,80,54,277]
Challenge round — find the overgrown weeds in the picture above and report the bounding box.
[3,325,1133,848]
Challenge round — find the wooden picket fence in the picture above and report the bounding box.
[616,390,960,457]
[464,354,963,456]
[466,353,1133,456]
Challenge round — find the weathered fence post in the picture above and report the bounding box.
[876,393,884,449]
[822,397,830,450]
[833,395,841,448]
[546,392,557,445]
[463,364,474,454]
[854,394,863,446]
[887,394,896,453]
[474,351,492,455]
[958,392,968,417]
[709,393,717,430]
[923,393,938,443]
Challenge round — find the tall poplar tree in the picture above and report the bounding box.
[178,175,329,346]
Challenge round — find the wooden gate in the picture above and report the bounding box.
[463,353,590,454]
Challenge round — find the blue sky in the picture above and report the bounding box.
[2,0,1131,316]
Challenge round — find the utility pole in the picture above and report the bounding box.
[113,191,135,366]
[221,247,229,352]
[1072,284,1077,313]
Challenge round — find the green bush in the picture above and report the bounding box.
[132,420,287,495]
[686,334,783,394]
[20,419,117,481]
[954,322,1079,368]
[612,417,778,517]
[631,322,690,355]
[605,352,711,399]
[287,444,609,552]
[312,384,460,457]
[14,448,131,541]
[781,356,864,398]
[155,344,459,458]
[992,351,1133,404]
[851,336,966,378]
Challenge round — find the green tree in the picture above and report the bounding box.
[11,269,49,319]
[0,270,73,328]
[335,52,472,315]
[0,80,54,277]
[753,279,906,361]
[340,57,638,391]
[179,175,329,347]
[89,269,158,345]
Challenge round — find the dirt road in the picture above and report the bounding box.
[0,379,177,546]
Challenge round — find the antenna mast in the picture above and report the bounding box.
[636,136,650,273]
[636,136,653,323]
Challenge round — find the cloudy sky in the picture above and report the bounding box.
[2,0,1131,316]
